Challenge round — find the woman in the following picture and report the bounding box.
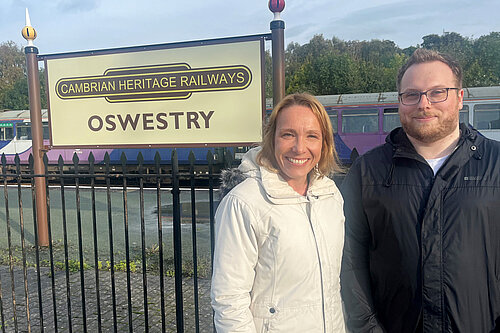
[211,93,346,332]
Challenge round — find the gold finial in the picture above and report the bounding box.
[21,8,37,46]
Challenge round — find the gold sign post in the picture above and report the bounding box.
[22,8,49,247]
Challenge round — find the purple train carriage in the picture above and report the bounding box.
[266,85,500,161]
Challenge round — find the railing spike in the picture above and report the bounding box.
[72,152,80,165]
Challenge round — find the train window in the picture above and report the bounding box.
[43,123,50,140]
[0,123,14,140]
[341,108,378,133]
[15,123,50,140]
[473,103,500,130]
[383,108,400,132]
[2,127,14,140]
[329,113,338,133]
[459,105,469,125]
[16,123,32,140]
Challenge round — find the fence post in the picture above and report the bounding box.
[171,149,184,332]
[154,152,167,332]
[188,151,201,333]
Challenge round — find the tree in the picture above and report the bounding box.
[283,35,409,94]
[1,75,29,109]
[282,32,500,94]
[286,52,361,95]
[472,32,500,86]
[285,34,336,92]
[264,50,272,98]
[0,41,47,110]
[421,32,474,62]
[1,68,47,110]
[0,41,26,107]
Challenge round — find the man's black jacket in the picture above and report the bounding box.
[340,124,500,332]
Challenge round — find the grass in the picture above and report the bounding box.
[0,240,212,278]
[0,186,216,278]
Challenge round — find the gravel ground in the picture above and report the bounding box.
[0,265,213,332]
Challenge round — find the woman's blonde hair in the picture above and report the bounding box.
[257,93,342,177]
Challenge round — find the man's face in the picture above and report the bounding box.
[398,61,463,143]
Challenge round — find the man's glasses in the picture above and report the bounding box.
[398,88,459,106]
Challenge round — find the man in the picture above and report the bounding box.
[340,48,500,332]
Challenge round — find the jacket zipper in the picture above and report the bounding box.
[305,198,327,333]
[263,319,269,332]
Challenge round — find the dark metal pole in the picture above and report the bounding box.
[25,46,49,247]
[270,0,286,106]
[172,149,184,332]
[271,21,285,106]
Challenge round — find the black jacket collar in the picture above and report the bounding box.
[385,123,482,159]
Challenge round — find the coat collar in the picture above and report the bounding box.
[386,123,483,160]
[220,147,337,204]
[382,123,485,186]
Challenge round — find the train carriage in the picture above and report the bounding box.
[266,86,500,159]
[326,86,500,155]
[1,86,499,170]
[0,109,229,174]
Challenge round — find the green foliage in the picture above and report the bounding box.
[0,41,47,110]
[274,32,500,97]
[471,32,500,86]
[1,76,29,109]
[55,259,90,272]
[405,31,500,87]
[3,32,499,109]
[264,50,272,98]
[97,259,138,273]
[0,41,25,93]
[283,34,408,95]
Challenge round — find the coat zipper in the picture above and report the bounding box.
[304,198,327,333]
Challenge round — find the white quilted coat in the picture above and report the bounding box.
[211,147,346,332]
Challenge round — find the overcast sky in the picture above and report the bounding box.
[1,0,499,54]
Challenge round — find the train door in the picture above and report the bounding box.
[14,122,34,155]
[14,122,52,159]
[327,108,352,163]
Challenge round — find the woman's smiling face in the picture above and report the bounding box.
[274,104,323,193]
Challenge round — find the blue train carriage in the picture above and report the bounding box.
[0,109,230,174]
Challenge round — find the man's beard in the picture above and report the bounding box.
[400,111,459,143]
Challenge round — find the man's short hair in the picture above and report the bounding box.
[397,49,463,91]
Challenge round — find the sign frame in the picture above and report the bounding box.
[40,34,270,149]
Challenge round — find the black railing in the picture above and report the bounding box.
[0,150,223,332]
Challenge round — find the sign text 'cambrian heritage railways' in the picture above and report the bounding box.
[56,63,252,102]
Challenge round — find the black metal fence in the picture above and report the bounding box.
[0,150,223,332]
